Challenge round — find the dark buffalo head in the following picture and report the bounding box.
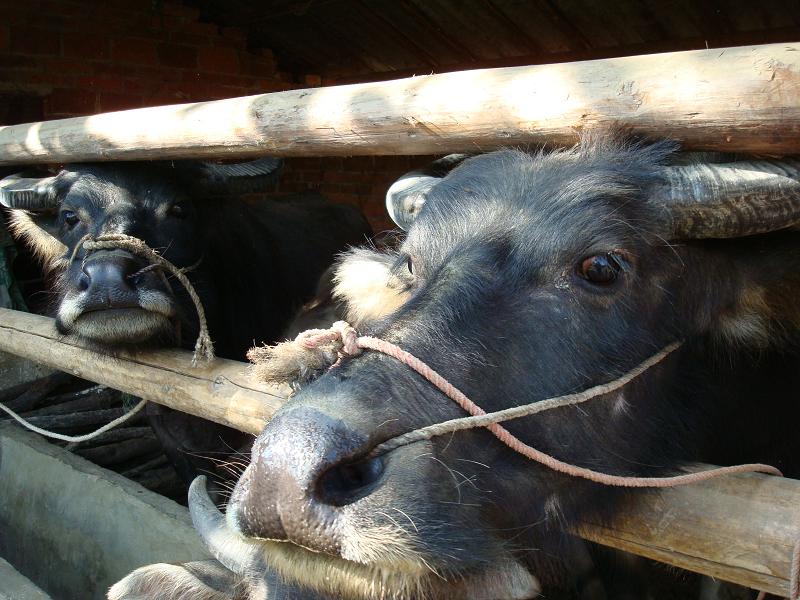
[197,135,800,599]
[0,159,281,347]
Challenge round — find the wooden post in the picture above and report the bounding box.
[0,42,798,163]
[0,308,283,434]
[0,307,798,595]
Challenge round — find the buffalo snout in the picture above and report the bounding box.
[78,250,148,310]
[231,406,384,555]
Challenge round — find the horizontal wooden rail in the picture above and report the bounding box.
[0,42,799,164]
[0,307,798,595]
[0,308,282,434]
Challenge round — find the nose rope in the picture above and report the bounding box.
[249,320,799,599]
[0,236,216,444]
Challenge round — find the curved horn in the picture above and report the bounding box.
[385,173,438,231]
[0,174,59,211]
[199,157,283,195]
[386,154,469,230]
[652,159,800,239]
[188,476,260,576]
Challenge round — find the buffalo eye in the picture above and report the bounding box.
[167,203,186,219]
[578,253,626,285]
[61,210,80,228]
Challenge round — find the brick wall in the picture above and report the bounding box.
[0,0,288,118]
[274,155,436,233]
[0,0,430,234]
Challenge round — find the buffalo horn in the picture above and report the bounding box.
[0,174,59,211]
[385,173,438,231]
[188,476,259,576]
[653,159,800,239]
[199,157,283,195]
[386,154,469,230]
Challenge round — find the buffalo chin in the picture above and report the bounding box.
[245,539,540,600]
[69,309,173,345]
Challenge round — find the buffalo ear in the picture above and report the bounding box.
[332,248,412,328]
[386,154,469,230]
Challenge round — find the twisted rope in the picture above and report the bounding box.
[0,397,147,443]
[250,320,798,598]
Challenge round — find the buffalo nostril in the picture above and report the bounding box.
[317,456,384,507]
[127,273,143,287]
[77,273,90,292]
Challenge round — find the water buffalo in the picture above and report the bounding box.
[112,134,800,600]
[0,159,371,487]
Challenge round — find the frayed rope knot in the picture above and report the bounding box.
[248,321,361,389]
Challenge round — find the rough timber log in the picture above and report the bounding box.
[0,308,284,435]
[0,42,798,163]
[0,309,798,594]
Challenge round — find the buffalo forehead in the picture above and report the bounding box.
[406,150,656,274]
[63,166,183,212]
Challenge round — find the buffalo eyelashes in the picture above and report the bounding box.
[577,252,628,285]
[61,210,80,228]
[167,203,186,218]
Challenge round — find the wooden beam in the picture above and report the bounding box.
[0,308,283,435]
[578,471,800,597]
[0,307,798,595]
[0,42,799,163]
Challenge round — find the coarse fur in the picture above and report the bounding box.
[5,161,372,488]
[113,134,800,600]
[332,247,413,329]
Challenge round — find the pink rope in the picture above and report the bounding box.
[295,321,798,598]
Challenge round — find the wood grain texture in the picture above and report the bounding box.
[0,308,286,434]
[0,42,798,164]
[578,471,800,596]
[0,308,799,594]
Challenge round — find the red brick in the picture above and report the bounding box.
[304,73,322,87]
[169,31,210,46]
[220,27,246,41]
[362,205,388,221]
[160,2,199,19]
[0,25,9,51]
[46,87,97,115]
[241,56,277,77]
[11,27,60,55]
[123,78,148,95]
[285,157,323,170]
[75,75,127,94]
[323,171,357,184]
[143,92,189,107]
[0,54,40,70]
[182,21,218,37]
[198,46,239,73]
[43,56,93,74]
[62,31,109,60]
[112,37,158,64]
[341,156,376,171]
[97,92,144,112]
[157,43,196,68]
